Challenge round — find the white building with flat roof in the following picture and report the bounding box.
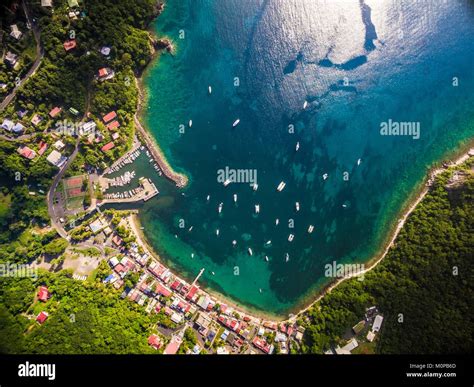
[372,315,384,333]
[46,150,67,168]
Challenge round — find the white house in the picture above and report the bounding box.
[1,119,14,131]
[10,25,22,40]
[46,150,67,168]
[372,315,384,333]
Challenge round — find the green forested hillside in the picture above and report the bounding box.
[0,271,160,354]
[302,160,474,354]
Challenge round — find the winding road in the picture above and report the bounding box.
[0,0,44,112]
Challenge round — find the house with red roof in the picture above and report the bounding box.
[17,145,37,160]
[49,107,62,118]
[170,279,181,291]
[155,283,172,298]
[98,68,108,77]
[148,334,162,350]
[106,120,120,130]
[101,141,115,152]
[36,311,49,324]
[38,286,50,302]
[112,235,123,247]
[164,336,182,355]
[263,321,277,330]
[114,263,126,276]
[63,40,77,51]
[102,111,117,123]
[98,67,115,81]
[186,285,199,300]
[253,336,274,354]
[38,142,48,156]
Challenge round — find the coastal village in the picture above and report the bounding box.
[30,202,388,355]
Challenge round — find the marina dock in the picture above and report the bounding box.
[134,115,188,188]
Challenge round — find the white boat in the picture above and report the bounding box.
[206,194,210,201]
[248,248,253,256]
[323,173,328,180]
[232,119,240,127]
[288,234,294,242]
[265,240,272,246]
[303,100,308,109]
[285,253,290,262]
[275,218,279,226]
[342,204,348,208]
[264,256,269,262]
[252,183,258,191]
[189,120,193,127]
[223,178,232,187]
[233,194,237,203]
[259,288,262,293]
[277,181,286,192]
[188,226,193,232]
[218,202,223,213]
[211,271,215,275]
[357,158,362,166]
[255,204,260,214]
[232,240,237,246]
[208,85,212,94]
[191,253,195,258]
[296,142,300,151]
[295,202,300,212]
[308,225,314,233]
[216,229,220,236]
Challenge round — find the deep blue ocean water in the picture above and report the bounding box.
[140,0,474,317]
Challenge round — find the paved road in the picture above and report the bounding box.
[0,133,35,142]
[0,0,44,112]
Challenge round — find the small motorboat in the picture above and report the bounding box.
[277,181,286,192]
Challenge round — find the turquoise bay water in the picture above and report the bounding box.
[140,0,474,317]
